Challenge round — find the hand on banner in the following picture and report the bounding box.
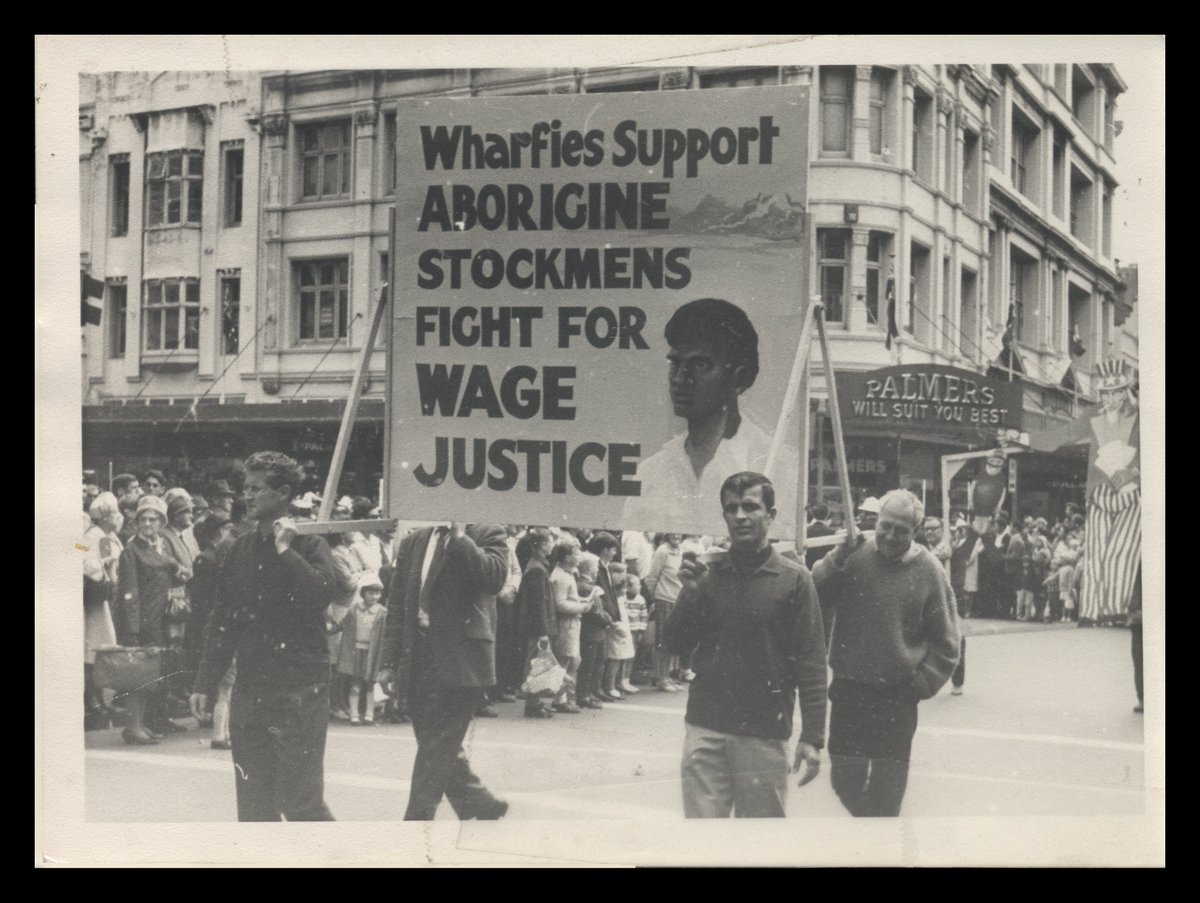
[449,522,466,540]
[678,555,708,592]
[831,532,866,568]
[273,517,298,555]
[792,742,821,787]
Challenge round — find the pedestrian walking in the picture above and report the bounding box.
[376,521,510,821]
[664,472,827,818]
[813,489,960,817]
[190,451,340,821]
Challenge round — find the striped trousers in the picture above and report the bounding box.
[1080,484,1141,623]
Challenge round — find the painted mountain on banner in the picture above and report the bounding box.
[672,192,805,240]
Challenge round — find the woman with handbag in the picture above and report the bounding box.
[83,492,122,728]
[115,495,190,745]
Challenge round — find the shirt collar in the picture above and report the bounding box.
[713,544,781,575]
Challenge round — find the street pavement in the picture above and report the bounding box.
[85,621,1147,823]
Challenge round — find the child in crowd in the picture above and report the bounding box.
[336,573,388,725]
[602,563,637,698]
[623,575,652,685]
[574,552,606,709]
[549,539,589,713]
[1050,537,1082,622]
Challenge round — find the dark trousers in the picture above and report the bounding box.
[229,681,335,822]
[828,680,920,817]
[405,632,495,820]
[578,633,605,700]
[951,638,966,689]
[494,601,523,693]
[1131,624,1144,704]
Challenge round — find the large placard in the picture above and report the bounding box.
[389,87,809,537]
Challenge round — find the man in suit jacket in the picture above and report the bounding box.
[377,522,510,821]
[804,502,836,571]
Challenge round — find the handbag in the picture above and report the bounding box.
[84,576,110,607]
[92,645,170,693]
[520,640,567,698]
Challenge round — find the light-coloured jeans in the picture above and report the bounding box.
[681,722,788,818]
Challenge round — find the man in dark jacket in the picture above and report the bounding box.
[515,529,556,718]
[377,522,510,820]
[804,501,836,570]
[665,472,827,818]
[190,451,339,821]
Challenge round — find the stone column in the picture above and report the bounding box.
[853,65,873,162]
[848,227,871,332]
[257,112,288,362]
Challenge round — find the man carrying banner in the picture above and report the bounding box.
[664,471,826,818]
[623,298,795,537]
[190,451,339,821]
[813,489,960,817]
[376,522,511,820]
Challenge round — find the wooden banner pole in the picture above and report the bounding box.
[765,296,821,477]
[316,283,390,523]
[814,307,858,545]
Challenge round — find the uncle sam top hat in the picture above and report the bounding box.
[1095,358,1131,392]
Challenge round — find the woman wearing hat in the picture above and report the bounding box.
[83,492,122,728]
[115,495,191,744]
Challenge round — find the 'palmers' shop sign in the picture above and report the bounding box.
[834,365,1023,430]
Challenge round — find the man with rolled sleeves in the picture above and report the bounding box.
[813,488,960,817]
[190,451,339,821]
[664,471,827,818]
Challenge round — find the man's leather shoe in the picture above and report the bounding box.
[552,702,582,714]
[210,739,233,750]
[475,705,500,718]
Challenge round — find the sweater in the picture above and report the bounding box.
[663,545,828,745]
[813,538,960,700]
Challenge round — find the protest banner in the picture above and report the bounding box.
[389,87,810,537]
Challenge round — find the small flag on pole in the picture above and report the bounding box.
[81,271,104,327]
[884,275,900,349]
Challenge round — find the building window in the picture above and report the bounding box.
[586,78,661,93]
[865,232,890,325]
[146,150,203,227]
[817,229,848,323]
[1010,106,1039,201]
[869,69,891,155]
[1052,136,1066,219]
[1104,98,1116,154]
[699,68,778,88]
[300,121,352,201]
[1050,266,1063,352]
[383,112,396,196]
[1053,64,1068,98]
[107,282,127,359]
[1071,65,1096,136]
[909,242,930,339]
[912,88,934,183]
[820,67,853,155]
[220,274,240,355]
[1102,184,1113,258]
[296,258,349,342]
[962,130,980,215]
[223,143,244,227]
[942,113,955,197]
[1009,248,1038,346]
[942,257,954,351]
[1070,165,1094,246]
[143,278,200,352]
[960,268,978,360]
[109,156,130,237]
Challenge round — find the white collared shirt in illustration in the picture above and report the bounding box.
[622,418,796,538]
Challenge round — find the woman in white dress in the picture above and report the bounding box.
[83,492,121,726]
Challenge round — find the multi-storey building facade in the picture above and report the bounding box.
[80,65,1131,516]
